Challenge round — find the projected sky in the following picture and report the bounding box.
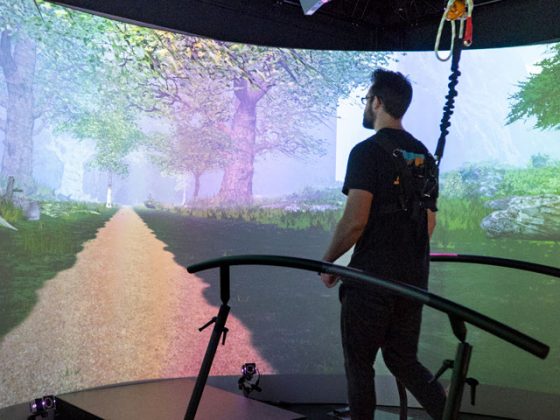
[0,0,559,411]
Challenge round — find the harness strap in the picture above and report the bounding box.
[374,134,415,214]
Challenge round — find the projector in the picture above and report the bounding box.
[300,0,332,15]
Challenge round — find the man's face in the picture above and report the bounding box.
[362,90,376,130]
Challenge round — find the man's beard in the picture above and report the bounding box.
[362,109,375,129]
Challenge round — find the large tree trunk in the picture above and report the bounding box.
[218,78,268,206]
[0,31,37,193]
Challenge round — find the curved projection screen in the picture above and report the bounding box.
[1,0,559,410]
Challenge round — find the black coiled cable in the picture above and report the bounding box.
[434,34,464,165]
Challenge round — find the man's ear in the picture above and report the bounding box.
[372,96,383,111]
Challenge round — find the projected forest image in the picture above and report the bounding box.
[1,0,559,409]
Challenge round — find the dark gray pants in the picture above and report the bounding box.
[340,285,446,420]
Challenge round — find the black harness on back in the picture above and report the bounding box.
[375,133,439,223]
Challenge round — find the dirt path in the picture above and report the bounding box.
[0,208,275,408]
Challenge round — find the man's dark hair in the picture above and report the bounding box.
[369,69,413,119]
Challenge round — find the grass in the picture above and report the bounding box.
[165,205,343,231]
[0,202,116,340]
[0,199,25,224]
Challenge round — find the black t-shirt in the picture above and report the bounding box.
[342,128,435,289]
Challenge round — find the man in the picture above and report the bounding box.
[321,69,446,419]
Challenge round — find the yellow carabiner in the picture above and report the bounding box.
[446,0,467,21]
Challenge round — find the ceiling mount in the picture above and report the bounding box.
[299,0,332,15]
[48,0,560,51]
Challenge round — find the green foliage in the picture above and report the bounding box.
[507,43,560,129]
[441,159,560,199]
[284,186,345,205]
[430,197,490,249]
[146,205,342,232]
[0,198,24,223]
[40,201,105,218]
[1,1,156,123]
[440,163,505,198]
[58,107,146,176]
[498,165,560,196]
[141,186,346,231]
[530,153,555,168]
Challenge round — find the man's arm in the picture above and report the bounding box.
[321,189,372,288]
[427,209,436,239]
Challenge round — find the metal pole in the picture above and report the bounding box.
[442,341,473,420]
[184,304,230,420]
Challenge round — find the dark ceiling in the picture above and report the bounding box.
[49,0,560,51]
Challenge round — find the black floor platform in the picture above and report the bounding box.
[0,378,303,419]
[0,378,521,420]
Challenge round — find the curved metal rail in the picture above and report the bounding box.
[430,253,560,279]
[188,254,549,359]
[184,253,552,420]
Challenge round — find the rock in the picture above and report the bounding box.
[480,194,560,240]
[484,197,513,210]
[24,201,41,221]
[12,196,41,221]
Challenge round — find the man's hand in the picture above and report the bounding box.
[321,273,340,288]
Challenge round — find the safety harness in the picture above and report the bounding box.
[392,2,473,417]
[375,133,439,222]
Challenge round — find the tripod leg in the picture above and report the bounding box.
[185,304,231,420]
[443,342,472,420]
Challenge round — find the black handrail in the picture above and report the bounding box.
[187,254,549,359]
[430,253,560,279]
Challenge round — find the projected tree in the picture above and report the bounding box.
[150,122,229,205]
[213,46,390,205]
[148,37,390,205]
[142,69,232,204]
[0,3,38,191]
[1,1,389,204]
[59,105,146,207]
[507,43,560,130]
[0,1,102,191]
[0,0,160,195]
